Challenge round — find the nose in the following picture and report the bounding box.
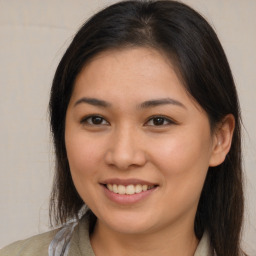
[104,126,147,170]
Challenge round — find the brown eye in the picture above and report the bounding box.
[81,115,109,125]
[152,117,165,126]
[91,116,104,124]
[146,116,174,126]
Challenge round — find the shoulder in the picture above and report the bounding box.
[0,229,60,256]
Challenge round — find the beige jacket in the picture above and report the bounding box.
[0,215,211,256]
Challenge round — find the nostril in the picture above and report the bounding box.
[104,147,147,170]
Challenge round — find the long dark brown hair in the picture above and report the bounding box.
[49,1,245,255]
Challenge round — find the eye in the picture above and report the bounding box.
[81,115,109,126]
[145,116,175,126]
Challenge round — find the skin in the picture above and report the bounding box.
[65,47,234,256]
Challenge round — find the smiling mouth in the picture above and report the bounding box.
[105,184,157,195]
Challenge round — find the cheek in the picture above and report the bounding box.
[150,131,211,213]
[65,134,107,206]
[65,134,104,179]
[149,127,212,184]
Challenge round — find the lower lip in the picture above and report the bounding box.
[102,185,158,205]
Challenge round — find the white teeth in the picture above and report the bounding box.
[142,185,147,191]
[126,184,135,195]
[107,184,112,191]
[135,184,142,193]
[118,185,126,195]
[113,184,118,193]
[106,184,155,195]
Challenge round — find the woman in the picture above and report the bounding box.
[0,1,246,255]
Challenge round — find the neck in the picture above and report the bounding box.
[90,220,199,256]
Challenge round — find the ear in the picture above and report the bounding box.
[209,114,235,167]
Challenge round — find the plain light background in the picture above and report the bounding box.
[0,0,255,253]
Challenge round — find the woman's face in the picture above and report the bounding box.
[65,47,218,235]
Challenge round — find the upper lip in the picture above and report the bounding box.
[100,178,157,186]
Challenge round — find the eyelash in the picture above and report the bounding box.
[80,115,176,127]
[145,115,176,126]
[80,115,109,126]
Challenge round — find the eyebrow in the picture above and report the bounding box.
[74,97,111,108]
[74,97,186,109]
[139,98,186,109]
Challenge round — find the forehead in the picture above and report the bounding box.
[72,47,189,102]
[68,47,208,126]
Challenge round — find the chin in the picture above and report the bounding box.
[96,210,160,235]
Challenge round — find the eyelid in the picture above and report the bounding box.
[145,115,177,126]
[79,114,177,127]
[80,114,110,125]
